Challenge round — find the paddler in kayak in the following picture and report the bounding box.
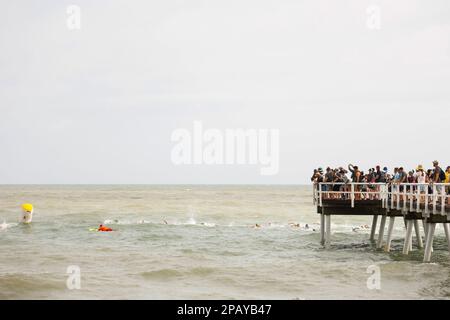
[98,224,113,232]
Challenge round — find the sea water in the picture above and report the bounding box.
[1,185,449,300]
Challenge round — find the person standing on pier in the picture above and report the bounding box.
[395,167,407,201]
[348,164,362,200]
[311,168,325,192]
[324,167,335,198]
[311,169,319,182]
[415,165,427,203]
[445,167,450,205]
[398,167,407,185]
[407,170,416,193]
[375,166,384,183]
[392,168,400,201]
[432,161,445,197]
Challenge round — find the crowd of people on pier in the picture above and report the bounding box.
[311,161,450,203]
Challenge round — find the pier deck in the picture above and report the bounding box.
[313,182,450,262]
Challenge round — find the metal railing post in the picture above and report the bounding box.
[403,184,407,212]
[313,184,316,206]
[390,183,394,210]
[433,184,437,214]
[351,183,355,208]
[442,185,446,216]
[409,184,413,212]
[416,185,420,213]
[319,183,323,207]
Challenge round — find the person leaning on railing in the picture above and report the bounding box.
[431,161,449,206]
[311,167,326,192]
[446,167,450,205]
[323,167,334,198]
[415,165,427,204]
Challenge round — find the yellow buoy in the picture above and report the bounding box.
[22,203,33,212]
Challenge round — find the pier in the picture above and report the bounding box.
[313,182,450,262]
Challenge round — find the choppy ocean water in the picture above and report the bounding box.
[1,185,450,300]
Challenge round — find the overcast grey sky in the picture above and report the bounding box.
[1,0,449,184]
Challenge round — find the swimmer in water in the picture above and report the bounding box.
[98,224,113,232]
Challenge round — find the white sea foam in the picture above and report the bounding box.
[0,221,8,230]
[186,217,196,225]
[0,221,18,231]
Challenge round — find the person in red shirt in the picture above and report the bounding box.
[98,225,113,232]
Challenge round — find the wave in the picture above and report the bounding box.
[102,218,218,227]
[0,273,64,299]
[100,218,328,232]
[103,219,151,225]
[101,217,409,235]
[0,221,18,231]
[101,218,315,229]
[140,269,183,279]
[140,267,217,280]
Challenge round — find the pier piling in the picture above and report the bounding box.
[384,217,395,252]
[370,215,378,241]
[444,223,450,252]
[424,223,436,263]
[377,216,386,249]
[414,220,423,249]
[403,220,414,255]
[320,212,325,246]
[325,215,331,249]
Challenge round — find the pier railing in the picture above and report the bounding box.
[313,182,450,216]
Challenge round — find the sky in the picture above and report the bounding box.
[1,0,450,184]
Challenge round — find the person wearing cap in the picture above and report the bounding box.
[415,165,427,203]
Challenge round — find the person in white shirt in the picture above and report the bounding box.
[415,165,427,203]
